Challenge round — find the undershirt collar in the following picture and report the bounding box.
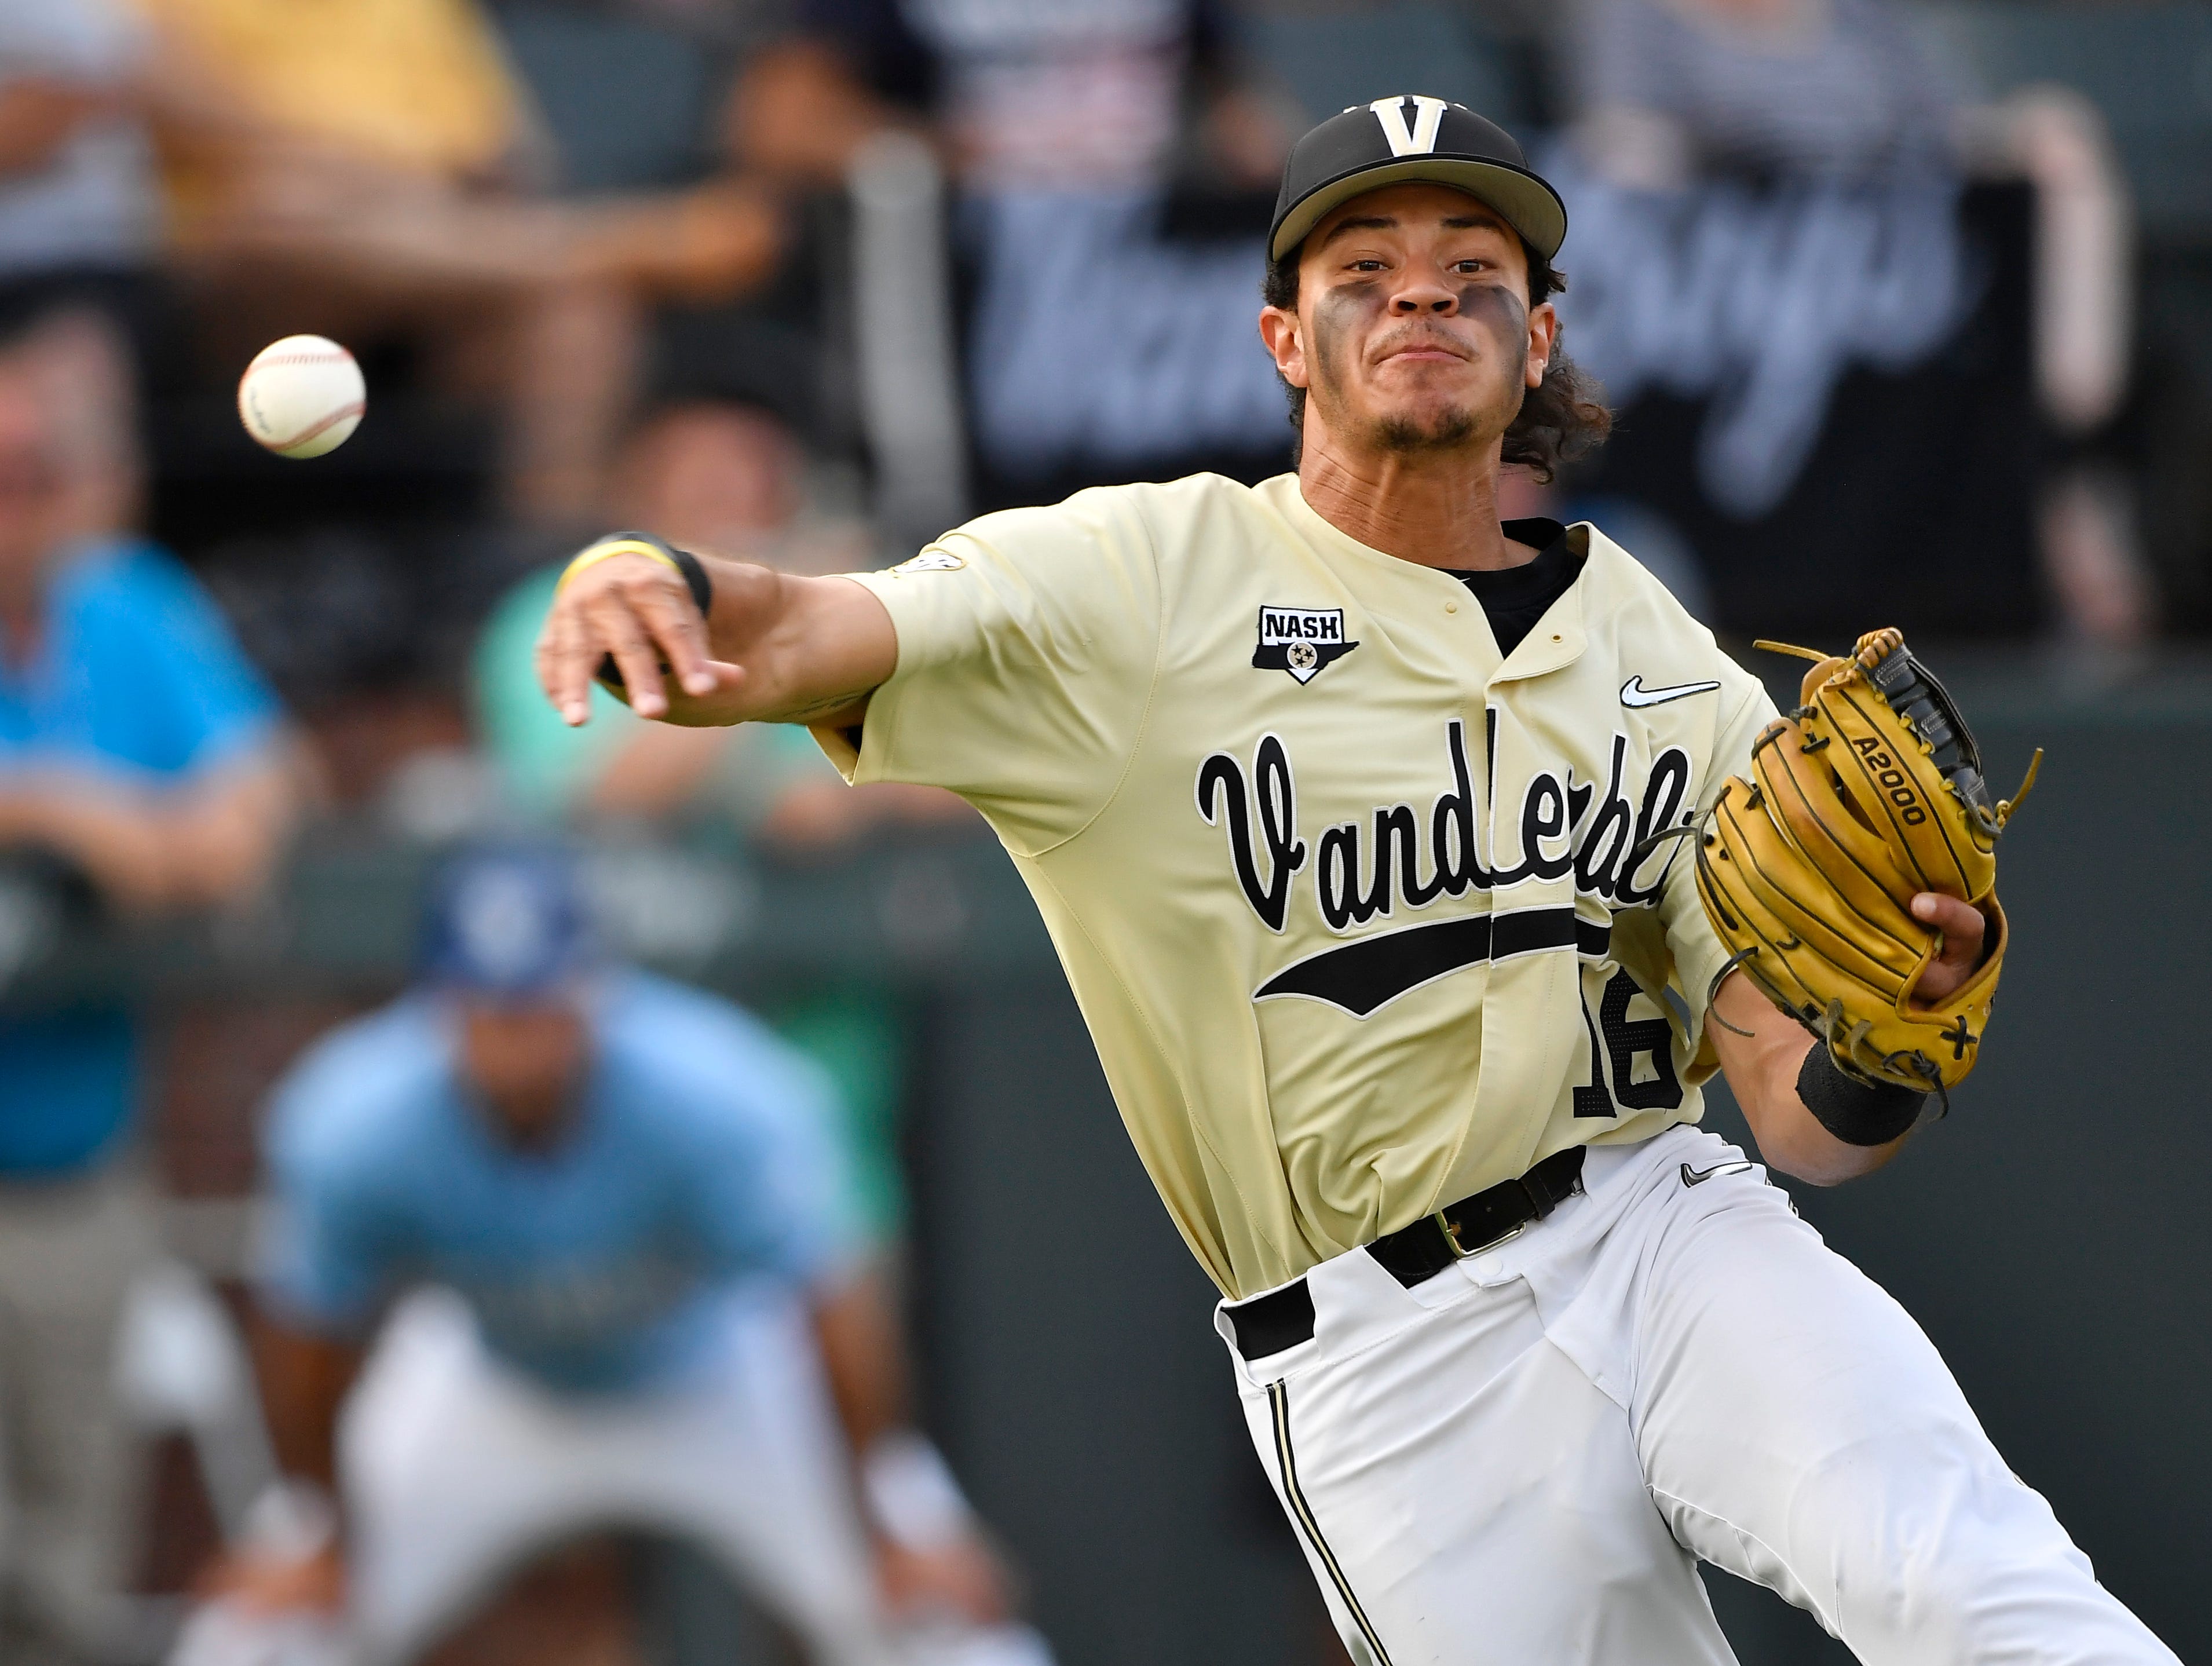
[1442,518,1582,659]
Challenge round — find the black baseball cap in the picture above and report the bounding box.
[1269,96,1567,265]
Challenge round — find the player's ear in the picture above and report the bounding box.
[1524,301,1558,390]
[1259,306,1310,390]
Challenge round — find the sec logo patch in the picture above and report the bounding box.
[891,549,966,575]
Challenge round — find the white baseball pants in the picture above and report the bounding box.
[341,1285,1045,1666]
[1217,1125,2178,1665]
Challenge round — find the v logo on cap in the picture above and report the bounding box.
[1270,96,1567,262]
[1370,95,1447,158]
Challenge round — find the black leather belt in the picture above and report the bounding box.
[1224,1146,1586,1361]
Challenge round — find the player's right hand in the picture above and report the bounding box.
[534,545,745,726]
[536,538,899,732]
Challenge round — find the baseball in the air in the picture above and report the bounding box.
[237,335,365,459]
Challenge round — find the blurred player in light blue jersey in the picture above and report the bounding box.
[207,846,1045,1666]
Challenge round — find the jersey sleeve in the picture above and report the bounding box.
[684,1051,865,1289]
[255,1069,396,1335]
[811,492,1167,856]
[119,546,282,776]
[1661,674,1778,1068]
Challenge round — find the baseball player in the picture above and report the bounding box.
[211,846,1040,1666]
[532,100,2180,1663]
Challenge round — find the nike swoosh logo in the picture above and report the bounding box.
[1621,676,1723,709]
[1680,1160,1756,1188]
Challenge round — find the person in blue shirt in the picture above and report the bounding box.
[0,312,301,1666]
[215,846,1041,1666]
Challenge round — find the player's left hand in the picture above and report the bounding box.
[875,1530,1016,1625]
[1908,893,1988,1007]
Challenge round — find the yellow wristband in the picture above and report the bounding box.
[557,536,681,595]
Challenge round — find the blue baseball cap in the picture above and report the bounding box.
[419,845,596,998]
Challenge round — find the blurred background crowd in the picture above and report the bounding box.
[0,0,2207,1661]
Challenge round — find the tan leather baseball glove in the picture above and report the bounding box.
[1694,629,2041,1099]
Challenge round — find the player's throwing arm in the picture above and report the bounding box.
[535,532,897,729]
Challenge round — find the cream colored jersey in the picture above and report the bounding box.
[816,473,1776,1299]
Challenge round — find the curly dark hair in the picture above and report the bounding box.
[1262,239,1611,483]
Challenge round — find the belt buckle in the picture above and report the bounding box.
[1434,1211,1524,1260]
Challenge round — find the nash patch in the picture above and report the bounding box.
[1253,607,1358,685]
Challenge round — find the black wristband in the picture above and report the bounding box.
[1796,1044,1926,1147]
[667,544,713,616]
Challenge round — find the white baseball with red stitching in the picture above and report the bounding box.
[237,335,366,459]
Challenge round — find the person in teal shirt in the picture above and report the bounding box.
[471,401,974,1241]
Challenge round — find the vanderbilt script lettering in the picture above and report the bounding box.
[1198,722,1691,934]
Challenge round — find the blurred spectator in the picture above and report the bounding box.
[1565,0,2146,640]
[133,0,788,526]
[1568,0,1954,188]
[194,846,1043,1666]
[0,312,303,1666]
[0,0,159,348]
[741,0,1284,192]
[474,400,966,1240]
[737,0,1300,492]
[474,400,960,842]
